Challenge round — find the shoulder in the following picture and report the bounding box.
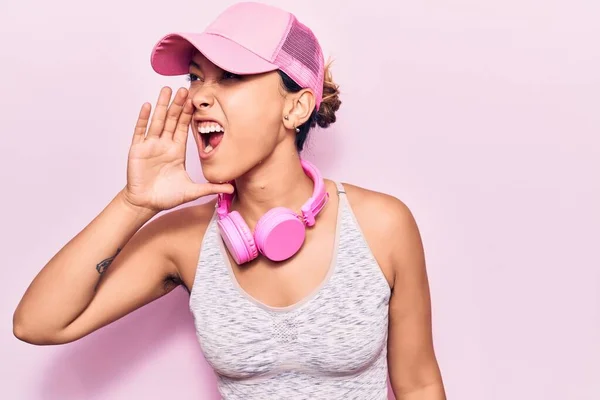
[341,182,412,220]
[341,182,417,237]
[339,182,423,287]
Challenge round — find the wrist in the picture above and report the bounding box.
[116,188,158,222]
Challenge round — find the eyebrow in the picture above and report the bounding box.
[189,61,202,71]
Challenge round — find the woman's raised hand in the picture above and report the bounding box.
[122,87,233,212]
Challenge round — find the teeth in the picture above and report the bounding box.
[197,122,224,134]
[205,144,214,153]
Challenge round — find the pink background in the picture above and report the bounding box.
[2,0,599,399]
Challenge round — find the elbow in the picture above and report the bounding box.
[12,322,37,344]
[12,314,66,346]
[12,319,39,344]
[13,321,47,345]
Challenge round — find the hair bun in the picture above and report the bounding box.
[315,61,341,129]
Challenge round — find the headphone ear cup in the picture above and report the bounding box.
[254,207,306,262]
[217,211,258,265]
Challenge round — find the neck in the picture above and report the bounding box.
[231,147,315,226]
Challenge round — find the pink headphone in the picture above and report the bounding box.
[216,159,329,265]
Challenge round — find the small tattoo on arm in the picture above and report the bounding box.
[96,248,122,275]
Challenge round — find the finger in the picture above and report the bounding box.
[161,87,189,140]
[132,103,151,145]
[146,87,172,139]
[184,182,235,202]
[173,98,194,144]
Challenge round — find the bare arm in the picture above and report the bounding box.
[13,86,233,345]
[13,191,167,344]
[385,198,446,400]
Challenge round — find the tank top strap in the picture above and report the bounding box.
[334,181,346,195]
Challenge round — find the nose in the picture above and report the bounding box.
[190,85,215,109]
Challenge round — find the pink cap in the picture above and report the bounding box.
[150,2,325,109]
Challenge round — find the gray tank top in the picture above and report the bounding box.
[189,182,391,399]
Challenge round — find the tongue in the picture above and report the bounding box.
[208,132,224,148]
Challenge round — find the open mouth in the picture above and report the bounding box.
[197,121,224,153]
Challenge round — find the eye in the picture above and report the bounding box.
[222,71,241,81]
[186,73,202,82]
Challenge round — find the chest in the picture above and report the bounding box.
[189,217,391,379]
[185,189,395,379]
[191,260,391,380]
[225,220,339,308]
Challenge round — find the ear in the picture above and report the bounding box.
[282,89,316,131]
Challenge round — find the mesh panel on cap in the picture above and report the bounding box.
[274,17,324,107]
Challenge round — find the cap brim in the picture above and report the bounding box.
[150,32,279,76]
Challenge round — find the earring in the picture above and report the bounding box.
[284,115,299,132]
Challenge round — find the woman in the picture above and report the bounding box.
[13,2,446,399]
